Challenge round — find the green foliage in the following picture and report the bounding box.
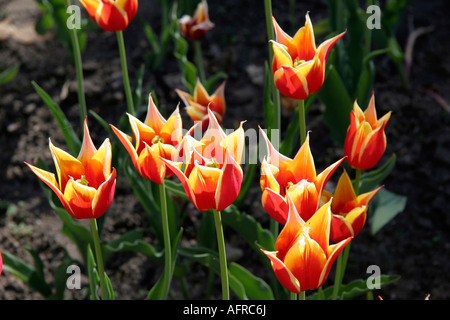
[35,0,89,61]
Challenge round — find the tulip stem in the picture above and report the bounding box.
[90,218,109,300]
[65,0,87,129]
[194,40,206,84]
[298,99,306,145]
[332,242,351,300]
[116,30,135,116]
[159,180,172,299]
[264,0,281,132]
[213,209,229,300]
[353,169,361,195]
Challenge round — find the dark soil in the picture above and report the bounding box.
[0,0,449,300]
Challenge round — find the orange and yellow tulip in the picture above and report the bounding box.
[79,0,138,32]
[322,170,382,243]
[25,119,117,219]
[271,13,346,100]
[110,93,183,185]
[260,129,344,224]
[344,93,391,170]
[262,195,352,293]
[162,109,245,212]
[178,0,214,41]
[175,79,226,131]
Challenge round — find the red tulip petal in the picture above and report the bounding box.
[261,250,301,293]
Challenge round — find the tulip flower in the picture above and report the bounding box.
[344,93,392,170]
[175,79,226,131]
[25,118,116,220]
[322,170,382,243]
[79,0,138,32]
[162,108,245,212]
[271,13,346,100]
[110,93,183,185]
[260,128,344,224]
[178,0,214,41]
[262,194,352,294]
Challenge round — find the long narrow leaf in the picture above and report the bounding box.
[32,81,80,154]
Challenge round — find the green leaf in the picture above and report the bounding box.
[86,244,100,300]
[310,274,400,300]
[369,188,407,235]
[262,62,275,132]
[178,246,272,300]
[2,250,52,298]
[228,263,274,300]
[222,205,275,260]
[359,154,397,194]
[32,81,81,155]
[0,64,19,86]
[319,66,353,146]
[51,252,74,300]
[103,230,163,264]
[146,229,183,300]
[164,179,188,200]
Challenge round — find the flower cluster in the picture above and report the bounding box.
[17,0,396,301]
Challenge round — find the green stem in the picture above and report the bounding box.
[299,291,305,300]
[353,168,361,195]
[213,209,229,300]
[332,242,352,300]
[65,0,86,128]
[331,251,343,300]
[264,0,281,241]
[264,0,281,132]
[116,31,135,115]
[290,291,298,300]
[90,218,109,300]
[298,99,306,145]
[332,168,360,300]
[159,180,172,299]
[194,40,206,83]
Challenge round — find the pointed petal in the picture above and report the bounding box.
[215,150,244,211]
[110,124,141,175]
[160,157,198,209]
[260,159,281,194]
[291,13,317,61]
[77,118,97,166]
[275,194,305,260]
[188,162,221,211]
[25,162,74,216]
[144,93,166,133]
[63,178,97,219]
[318,235,352,287]
[306,199,332,252]
[284,232,327,291]
[315,157,345,201]
[330,214,354,243]
[85,138,112,189]
[274,65,310,101]
[160,105,183,146]
[92,168,117,218]
[288,133,316,183]
[261,187,289,225]
[271,41,294,73]
[261,249,301,293]
[286,179,320,221]
[49,139,84,192]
